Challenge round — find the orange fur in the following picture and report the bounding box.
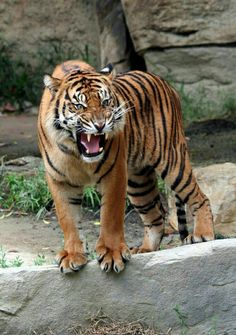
[38,60,214,273]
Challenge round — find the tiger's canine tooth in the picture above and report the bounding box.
[87,134,91,142]
[86,149,90,154]
[99,147,103,152]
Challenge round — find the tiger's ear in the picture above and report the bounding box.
[43,74,61,95]
[100,63,116,79]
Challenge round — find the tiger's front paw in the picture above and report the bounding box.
[184,232,215,244]
[56,250,87,273]
[96,241,131,273]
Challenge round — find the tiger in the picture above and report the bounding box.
[38,60,214,273]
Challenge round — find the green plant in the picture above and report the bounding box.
[34,254,46,266]
[83,186,101,209]
[178,85,213,124]
[0,246,8,268]
[10,256,24,267]
[0,246,24,268]
[221,94,236,119]
[0,39,41,109]
[174,305,189,335]
[0,38,94,111]
[0,166,52,216]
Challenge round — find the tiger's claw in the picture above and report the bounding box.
[56,250,87,273]
[96,241,131,273]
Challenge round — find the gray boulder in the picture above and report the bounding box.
[121,0,236,50]
[0,239,235,334]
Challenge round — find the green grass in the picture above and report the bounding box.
[0,167,52,216]
[34,254,46,266]
[0,166,166,215]
[83,186,101,210]
[0,166,170,217]
[177,84,236,125]
[0,246,24,268]
[173,305,189,335]
[0,167,101,216]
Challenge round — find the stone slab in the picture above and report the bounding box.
[121,0,236,51]
[0,239,236,334]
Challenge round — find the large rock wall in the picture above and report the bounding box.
[0,0,100,67]
[1,0,235,94]
[0,239,236,335]
[97,0,236,94]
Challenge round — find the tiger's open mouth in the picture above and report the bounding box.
[77,133,108,161]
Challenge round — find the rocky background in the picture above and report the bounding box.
[0,0,235,95]
[0,0,100,67]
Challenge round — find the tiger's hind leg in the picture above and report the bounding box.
[175,196,188,242]
[127,167,165,253]
[162,148,214,243]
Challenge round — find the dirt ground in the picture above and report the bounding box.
[0,114,236,267]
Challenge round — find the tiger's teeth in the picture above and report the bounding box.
[87,134,91,142]
[105,133,108,140]
[99,147,103,152]
[86,149,90,154]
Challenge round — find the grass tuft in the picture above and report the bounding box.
[0,246,24,268]
[34,254,46,266]
[0,167,52,216]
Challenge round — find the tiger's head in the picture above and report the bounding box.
[44,64,127,163]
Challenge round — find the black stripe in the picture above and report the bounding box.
[150,215,163,224]
[69,197,82,205]
[55,98,60,117]
[38,118,50,146]
[183,183,197,204]
[149,74,168,155]
[171,144,186,191]
[94,139,114,174]
[45,149,65,177]
[178,218,187,224]
[193,198,209,213]
[64,89,70,101]
[114,80,140,161]
[97,140,120,184]
[62,102,66,116]
[134,165,153,176]
[127,184,156,197]
[39,132,65,177]
[138,200,159,214]
[152,129,162,170]
[120,77,145,119]
[71,80,82,90]
[178,171,193,194]
[57,143,74,156]
[161,162,169,180]
[131,194,160,210]
[128,179,151,188]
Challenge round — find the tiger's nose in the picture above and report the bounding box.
[94,121,105,132]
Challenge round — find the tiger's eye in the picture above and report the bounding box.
[75,103,84,110]
[102,99,110,107]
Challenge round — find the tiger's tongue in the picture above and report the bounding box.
[80,133,100,153]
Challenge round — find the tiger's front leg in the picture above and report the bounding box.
[46,173,87,273]
[95,143,131,273]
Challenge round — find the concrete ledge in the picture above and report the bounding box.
[0,239,236,335]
